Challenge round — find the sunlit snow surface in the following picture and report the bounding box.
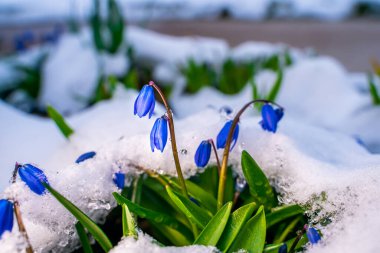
[1,29,380,252]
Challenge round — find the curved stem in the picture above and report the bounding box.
[149,81,188,198]
[209,139,221,175]
[216,99,282,209]
[12,163,33,253]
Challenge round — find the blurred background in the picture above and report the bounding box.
[0,0,379,116]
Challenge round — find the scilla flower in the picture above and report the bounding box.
[278,243,287,253]
[194,140,211,168]
[305,225,321,244]
[0,199,13,238]
[150,116,168,152]
[75,151,96,164]
[113,172,125,189]
[134,84,155,118]
[18,164,49,195]
[260,104,283,133]
[216,120,239,150]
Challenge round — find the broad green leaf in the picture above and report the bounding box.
[264,234,308,253]
[193,202,232,246]
[241,150,276,210]
[113,192,183,229]
[273,216,302,244]
[75,222,93,253]
[217,202,257,252]
[227,206,266,253]
[266,204,304,228]
[122,204,137,238]
[150,221,192,246]
[44,184,112,252]
[224,166,234,203]
[166,186,212,228]
[266,68,283,102]
[167,177,217,214]
[46,105,74,139]
[193,166,219,197]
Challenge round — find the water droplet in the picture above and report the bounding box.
[235,177,246,192]
[180,149,188,155]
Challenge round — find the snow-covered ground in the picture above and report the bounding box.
[1,26,380,253]
[1,0,380,25]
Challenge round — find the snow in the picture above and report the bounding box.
[110,232,216,253]
[1,27,380,253]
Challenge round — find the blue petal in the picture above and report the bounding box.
[216,121,232,149]
[113,172,125,189]
[156,118,168,152]
[194,141,211,167]
[148,98,155,119]
[150,120,158,152]
[306,226,321,244]
[261,104,277,133]
[18,164,49,195]
[275,108,284,122]
[134,85,155,118]
[230,123,240,150]
[0,199,13,238]
[216,120,239,150]
[75,151,96,164]
[278,243,287,253]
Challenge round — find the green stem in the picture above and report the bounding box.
[216,100,283,209]
[149,81,188,198]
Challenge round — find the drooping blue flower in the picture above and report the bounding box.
[18,164,49,195]
[0,199,14,238]
[113,172,125,189]
[261,104,278,133]
[134,84,155,118]
[75,151,96,164]
[150,117,168,152]
[278,243,287,253]
[275,108,284,122]
[306,226,321,245]
[216,120,239,150]
[194,140,211,168]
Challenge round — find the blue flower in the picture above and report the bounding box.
[0,199,13,238]
[260,104,284,133]
[75,151,96,164]
[113,172,125,189]
[278,243,287,253]
[216,120,239,150]
[18,164,49,195]
[150,117,168,152]
[306,226,321,244]
[134,84,155,118]
[194,140,211,168]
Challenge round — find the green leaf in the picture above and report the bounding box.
[106,0,124,53]
[217,202,257,252]
[263,234,308,253]
[266,68,283,102]
[193,166,219,197]
[150,221,192,246]
[273,216,302,243]
[166,186,212,228]
[241,150,276,210]
[122,204,137,238]
[75,222,93,253]
[44,184,112,252]
[266,204,304,229]
[166,177,217,214]
[368,73,380,105]
[227,206,266,253]
[193,202,232,246]
[113,192,183,229]
[46,105,74,139]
